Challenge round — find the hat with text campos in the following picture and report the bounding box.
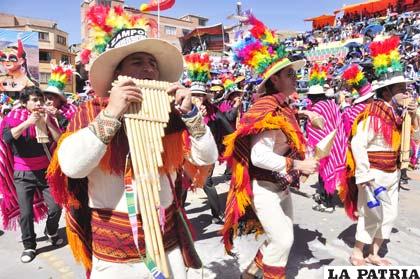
[184,52,212,96]
[231,13,305,94]
[370,36,414,92]
[43,63,75,102]
[80,5,183,96]
[307,63,329,95]
[342,64,375,104]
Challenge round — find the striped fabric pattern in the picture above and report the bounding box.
[306,100,347,194]
[342,103,367,136]
[91,206,178,263]
[367,151,398,172]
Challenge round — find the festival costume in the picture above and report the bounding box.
[185,52,231,220]
[339,37,412,244]
[47,6,217,278]
[305,64,347,196]
[0,107,61,249]
[222,14,306,278]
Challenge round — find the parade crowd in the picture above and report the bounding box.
[0,4,419,279]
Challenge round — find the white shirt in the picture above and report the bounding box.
[58,126,218,212]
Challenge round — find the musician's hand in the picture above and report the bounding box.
[106,79,143,118]
[25,112,41,126]
[407,99,418,116]
[293,158,319,175]
[172,86,192,115]
[200,104,207,117]
[45,106,59,117]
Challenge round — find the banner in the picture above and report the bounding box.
[0,29,39,92]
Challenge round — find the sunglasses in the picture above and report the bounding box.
[0,54,18,62]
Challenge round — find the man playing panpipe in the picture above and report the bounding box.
[47,5,217,279]
[1,86,63,263]
[342,37,417,266]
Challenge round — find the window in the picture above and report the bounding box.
[38,32,49,41]
[164,26,177,36]
[40,73,51,83]
[57,35,66,45]
[61,55,70,64]
[199,19,207,26]
[39,51,51,62]
[182,29,191,36]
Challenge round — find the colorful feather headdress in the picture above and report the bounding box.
[47,63,74,92]
[43,63,76,101]
[184,52,211,95]
[342,64,374,103]
[342,64,370,92]
[369,36,403,79]
[221,74,241,98]
[309,63,329,86]
[232,13,288,78]
[80,5,156,66]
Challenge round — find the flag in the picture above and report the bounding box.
[140,0,175,12]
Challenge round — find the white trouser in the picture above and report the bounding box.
[252,180,294,267]
[90,246,187,279]
[356,169,400,244]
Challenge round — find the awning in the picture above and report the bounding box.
[336,0,397,15]
[180,23,224,41]
[304,14,336,29]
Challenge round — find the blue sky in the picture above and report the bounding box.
[0,0,362,44]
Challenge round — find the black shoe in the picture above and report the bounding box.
[44,229,64,246]
[21,249,36,263]
[400,179,409,185]
[211,215,224,224]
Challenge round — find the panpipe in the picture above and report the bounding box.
[35,111,49,144]
[117,75,174,278]
[400,99,412,169]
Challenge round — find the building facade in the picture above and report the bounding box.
[0,13,77,93]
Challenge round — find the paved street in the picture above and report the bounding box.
[1,164,420,279]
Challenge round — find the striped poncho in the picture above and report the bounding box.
[306,100,347,194]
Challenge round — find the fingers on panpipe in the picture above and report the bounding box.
[122,77,172,277]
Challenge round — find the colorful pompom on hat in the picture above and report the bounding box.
[342,64,374,104]
[370,36,414,91]
[221,74,242,99]
[81,4,183,96]
[43,63,76,102]
[307,63,328,95]
[184,52,211,95]
[231,13,305,94]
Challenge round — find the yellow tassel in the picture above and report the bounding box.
[65,214,92,272]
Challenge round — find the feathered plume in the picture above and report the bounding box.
[81,5,156,65]
[48,63,75,91]
[369,36,403,77]
[309,63,329,86]
[184,52,211,84]
[221,74,238,92]
[232,13,288,76]
[342,64,369,90]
